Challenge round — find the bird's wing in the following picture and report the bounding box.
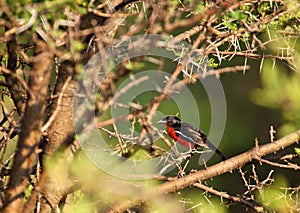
[176,122,227,160]
[174,122,205,146]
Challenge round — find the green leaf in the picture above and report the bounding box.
[295,147,300,156]
[124,61,145,71]
[257,174,295,211]
[72,40,86,52]
[130,148,150,160]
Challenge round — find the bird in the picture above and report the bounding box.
[157,115,226,161]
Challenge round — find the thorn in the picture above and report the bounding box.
[255,138,259,149]
[269,126,276,142]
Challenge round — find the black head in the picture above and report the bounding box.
[157,115,181,127]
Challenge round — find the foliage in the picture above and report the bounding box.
[251,58,300,136]
[0,0,300,212]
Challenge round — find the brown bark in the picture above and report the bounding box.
[4,33,25,115]
[107,129,300,212]
[37,1,131,210]
[2,37,53,213]
[39,60,77,213]
[43,61,76,155]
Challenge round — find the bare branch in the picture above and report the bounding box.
[193,183,265,212]
[41,76,72,133]
[138,31,208,142]
[256,157,300,170]
[2,33,25,115]
[106,129,300,212]
[2,36,54,213]
[100,75,149,113]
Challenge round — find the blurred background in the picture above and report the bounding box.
[1,0,300,212]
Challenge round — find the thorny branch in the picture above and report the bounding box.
[193,183,264,212]
[107,129,300,212]
[0,0,299,212]
[155,174,266,212]
[2,37,54,213]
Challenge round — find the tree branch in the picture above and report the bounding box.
[193,183,264,212]
[158,130,300,193]
[256,156,300,170]
[2,36,53,213]
[3,33,25,115]
[106,129,300,212]
[38,60,77,213]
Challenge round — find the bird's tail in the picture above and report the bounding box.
[205,139,227,161]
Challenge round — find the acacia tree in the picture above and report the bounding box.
[0,0,300,212]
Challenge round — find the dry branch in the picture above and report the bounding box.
[38,60,77,213]
[193,183,264,212]
[2,37,54,213]
[107,129,300,212]
[3,34,25,115]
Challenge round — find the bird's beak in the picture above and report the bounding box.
[157,119,166,124]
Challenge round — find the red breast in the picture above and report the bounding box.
[167,126,195,148]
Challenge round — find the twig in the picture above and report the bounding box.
[23,170,49,213]
[2,38,54,213]
[209,50,293,61]
[138,30,207,142]
[41,76,72,132]
[100,76,149,113]
[97,114,135,127]
[0,66,32,97]
[164,65,251,97]
[205,65,251,78]
[269,126,276,143]
[112,122,127,155]
[15,7,38,34]
[193,183,265,212]
[256,157,300,170]
[106,129,300,212]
